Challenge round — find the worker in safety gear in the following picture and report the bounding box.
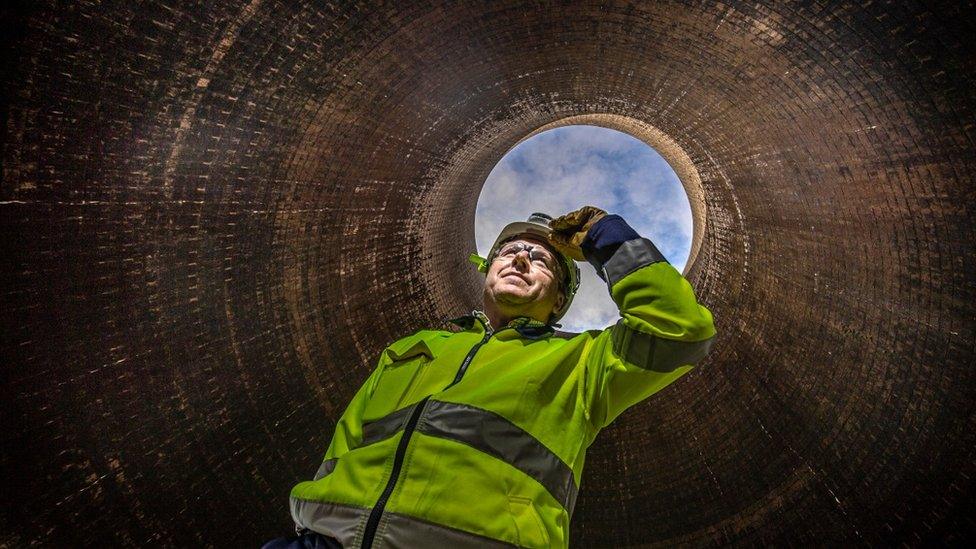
[267,206,716,548]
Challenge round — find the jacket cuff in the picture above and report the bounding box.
[581,215,667,285]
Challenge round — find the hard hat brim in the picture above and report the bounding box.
[487,221,554,258]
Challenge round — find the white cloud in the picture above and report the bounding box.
[474,125,693,332]
[559,264,619,332]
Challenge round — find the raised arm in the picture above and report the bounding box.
[550,208,716,428]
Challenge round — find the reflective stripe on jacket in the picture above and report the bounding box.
[290,231,716,548]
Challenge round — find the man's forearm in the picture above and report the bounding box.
[580,214,668,287]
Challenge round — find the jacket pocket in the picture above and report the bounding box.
[390,354,434,409]
[365,340,436,417]
[507,496,549,548]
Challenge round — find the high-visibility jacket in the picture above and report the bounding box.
[290,226,716,548]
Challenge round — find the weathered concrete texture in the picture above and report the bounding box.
[2,1,974,546]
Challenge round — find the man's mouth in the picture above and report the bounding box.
[501,271,528,283]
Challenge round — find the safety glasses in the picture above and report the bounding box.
[493,241,560,275]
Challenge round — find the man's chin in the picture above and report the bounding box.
[493,291,535,306]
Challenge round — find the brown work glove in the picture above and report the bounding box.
[547,206,607,261]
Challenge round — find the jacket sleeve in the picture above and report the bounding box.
[580,215,716,429]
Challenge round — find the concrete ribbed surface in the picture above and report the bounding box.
[2,2,974,546]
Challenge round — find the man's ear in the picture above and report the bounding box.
[553,292,566,311]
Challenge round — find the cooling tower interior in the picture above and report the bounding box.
[2,1,974,546]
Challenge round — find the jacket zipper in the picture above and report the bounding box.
[360,325,492,548]
[447,328,492,388]
[360,395,429,548]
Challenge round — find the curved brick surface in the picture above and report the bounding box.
[2,2,974,546]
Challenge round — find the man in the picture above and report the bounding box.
[272,206,716,548]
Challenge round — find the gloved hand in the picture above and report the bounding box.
[547,206,607,261]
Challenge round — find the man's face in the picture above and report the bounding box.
[483,236,565,320]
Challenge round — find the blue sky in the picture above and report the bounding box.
[475,125,692,333]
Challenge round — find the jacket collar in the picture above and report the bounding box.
[447,311,554,340]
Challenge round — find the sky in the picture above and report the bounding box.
[475,125,693,333]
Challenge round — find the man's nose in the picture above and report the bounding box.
[512,251,531,270]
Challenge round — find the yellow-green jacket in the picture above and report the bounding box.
[290,227,716,548]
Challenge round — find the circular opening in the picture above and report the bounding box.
[475,125,694,333]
